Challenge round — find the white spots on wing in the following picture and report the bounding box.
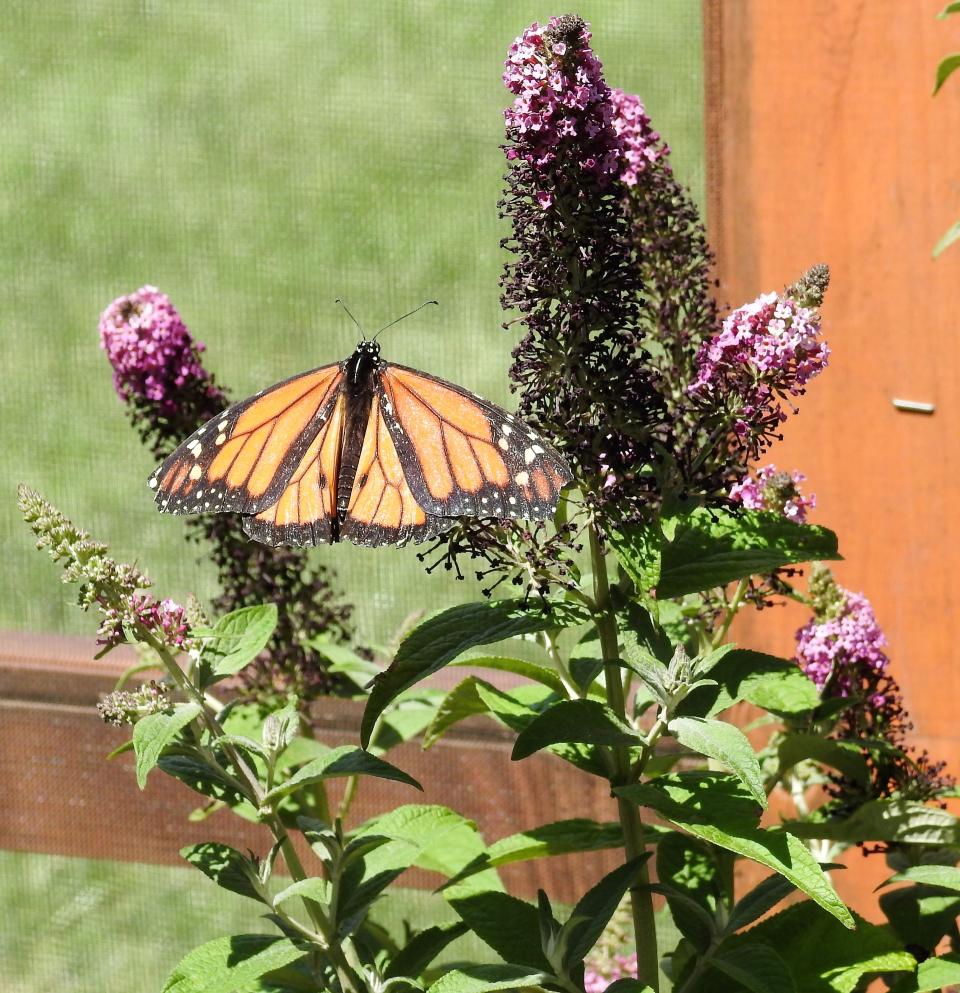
[216,432,227,445]
[189,464,202,481]
[533,445,544,455]
[148,477,157,489]
[187,439,202,455]
[218,419,228,431]
[509,496,517,505]
[524,448,535,465]
[526,431,536,440]
[515,471,529,486]
[502,424,512,436]
[481,496,488,504]
[498,437,509,451]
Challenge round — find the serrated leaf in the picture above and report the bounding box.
[200,604,278,686]
[361,598,589,747]
[447,891,551,971]
[889,952,960,992]
[161,935,306,993]
[181,842,265,904]
[273,876,332,908]
[725,873,798,933]
[786,799,960,846]
[617,773,853,928]
[451,656,566,694]
[656,508,839,599]
[669,717,766,807]
[385,922,469,981]
[512,699,641,760]
[607,522,661,606]
[426,965,551,993]
[677,650,819,719]
[441,820,624,889]
[878,864,960,892]
[559,856,650,968]
[777,734,869,785]
[934,53,960,94]
[158,754,249,806]
[133,703,202,788]
[710,943,795,993]
[262,746,421,804]
[722,902,914,993]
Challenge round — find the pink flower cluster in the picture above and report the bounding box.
[584,954,637,993]
[130,594,192,651]
[609,88,670,186]
[503,17,622,192]
[729,465,816,523]
[99,285,210,413]
[691,292,829,437]
[795,590,889,697]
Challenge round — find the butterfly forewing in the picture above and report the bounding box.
[149,363,343,517]
[377,364,571,522]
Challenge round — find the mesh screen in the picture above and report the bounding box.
[3,0,704,645]
[2,2,703,989]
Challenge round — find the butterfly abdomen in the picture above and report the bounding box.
[334,347,381,538]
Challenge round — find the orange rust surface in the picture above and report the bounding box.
[706,0,960,918]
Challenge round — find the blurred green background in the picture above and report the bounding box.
[2,0,705,648]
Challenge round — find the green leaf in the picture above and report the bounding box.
[385,922,469,980]
[655,508,840,599]
[272,876,332,908]
[424,677,495,748]
[889,953,960,992]
[451,655,566,694]
[512,699,641,760]
[447,891,552,971]
[710,943,795,993]
[669,716,767,807]
[777,734,869,785]
[617,773,853,928]
[181,842,265,904]
[161,935,306,993]
[722,902,915,993]
[879,864,960,893]
[786,799,960,846]
[933,218,960,257]
[371,690,445,755]
[880,886,960,955]
[200,604,278,686]
[361,598,588,747]
[133,703,202,788]
[604,983,654,993]
[158,754,248,806]
[655,832,719,952]
[938,1,960,16]
[442,820,624,889]
[678,650,819,719]
[607,522,661,606]
[934,53,960,94]
[725,873,798,933]
[262,746,421,804]
[426,965,550,993]
[559,857,650,968]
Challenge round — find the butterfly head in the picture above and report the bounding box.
[355,339,381,359]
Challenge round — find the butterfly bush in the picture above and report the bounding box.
[729,465,816,523]
[795,564,952,811]
[99,286,357,700]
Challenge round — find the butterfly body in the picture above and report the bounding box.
[149,340,571,548]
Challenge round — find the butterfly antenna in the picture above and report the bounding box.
[372,300,439,342]
[335,298,366,340]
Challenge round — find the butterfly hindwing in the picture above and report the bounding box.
[241,393,346,547]
[149,363,343,517]
[377,363,572,522]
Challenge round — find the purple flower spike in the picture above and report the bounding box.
[609,88,670,187]
[729,464,816,523]
[99,286,220,415]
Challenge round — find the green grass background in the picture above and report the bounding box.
[1,0,705,648]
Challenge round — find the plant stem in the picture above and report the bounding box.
[711,578,749,649]
[589,525,660,992]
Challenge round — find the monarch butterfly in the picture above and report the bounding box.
[148,318,572,548]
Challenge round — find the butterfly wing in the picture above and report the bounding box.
[339,390,455,547]
[375,363,572,522]
[149,363,343,518]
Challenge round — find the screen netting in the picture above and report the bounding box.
[1,2,703,989]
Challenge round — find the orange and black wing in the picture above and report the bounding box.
[375,363,572,523]
[148,363,343,519]
[340,391,455,547]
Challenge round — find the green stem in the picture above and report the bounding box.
[337,775,360,823]
[589,526,660,993]
[143,632,364,993]
[711,578,749,649]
